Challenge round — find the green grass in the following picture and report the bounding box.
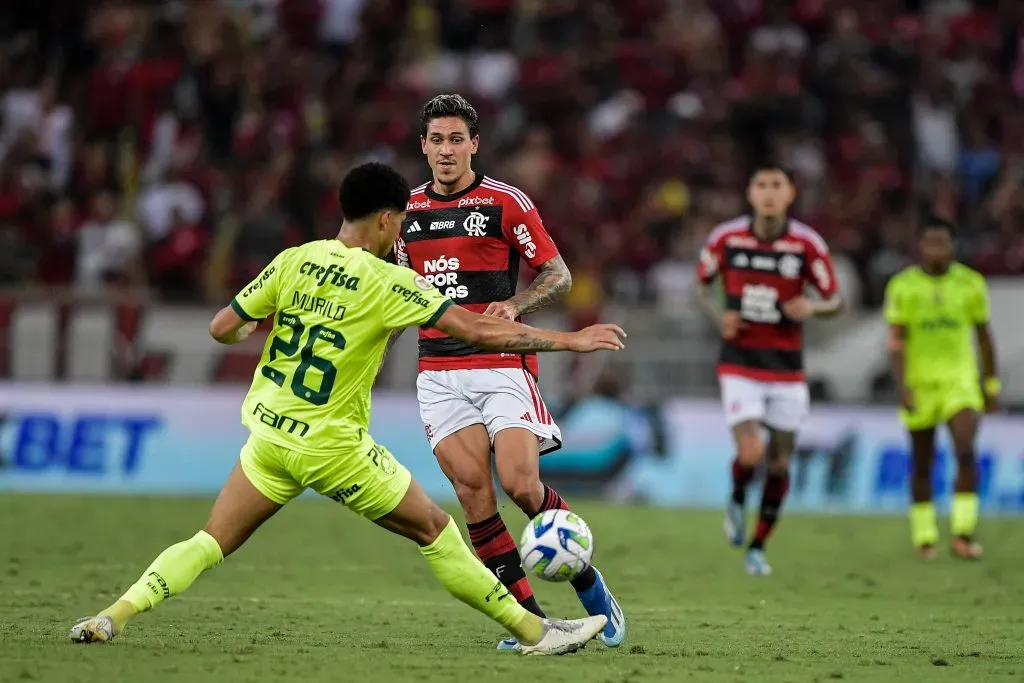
[1,495,1023,683]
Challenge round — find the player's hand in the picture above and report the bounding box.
[721,311,744,340]
[483,300,520,321]
[567,324,627,353]
[235,321,259,343]
[985,394,999,414]
[782,295,815,322]
[899,386,916,413]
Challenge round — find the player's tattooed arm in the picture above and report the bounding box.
[696,283,742,339]
[433,304,625,353]
[490,256,573,319]
[695,282,724,325]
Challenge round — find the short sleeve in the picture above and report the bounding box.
[968,274,990,324]
[883,276,906,325]
[231,253,283,321]
[501,198,560,268]
[805,239,838,298]
[697,232,725,284]
[393,237,410,267]
[379,262,453,330]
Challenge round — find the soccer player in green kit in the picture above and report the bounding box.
[68,162,626,654]
[884,217,1000,560]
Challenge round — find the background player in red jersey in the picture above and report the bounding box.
[393,94,625,649]
[696,166,843,576]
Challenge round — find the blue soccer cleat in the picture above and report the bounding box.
[576,567,625,647]
[745,548,772,576]
[724,500,745,547]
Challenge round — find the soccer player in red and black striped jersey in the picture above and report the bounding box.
[393,94,625,649]
[696,166,842,576]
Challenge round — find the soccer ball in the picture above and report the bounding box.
[519,509,594,582]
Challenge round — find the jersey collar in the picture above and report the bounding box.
[424,172,484,203]
[748,214,790,243]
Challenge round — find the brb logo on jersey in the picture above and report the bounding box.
[463,211,489,237]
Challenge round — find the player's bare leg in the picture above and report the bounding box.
[70,462,282,643]
[744,429,793,576]
[908,428,939,559]
[494,428,626,647]
[375,476,606,655]
[725,420,764,547]
[433,425,548,640]
[947,409,982,559]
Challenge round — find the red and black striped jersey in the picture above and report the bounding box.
[697,215,837,383]
[396,173,560,374]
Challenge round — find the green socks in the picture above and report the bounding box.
[102,530,224,630]
[951,492,979,537]
[909,502,939,547]
[911,493,980,548]
[419,517,543,644]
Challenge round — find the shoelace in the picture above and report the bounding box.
[545,619,583,634]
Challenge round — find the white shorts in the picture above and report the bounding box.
[719,374,810,432]
[416,368,562,454]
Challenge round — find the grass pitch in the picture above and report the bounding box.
[1,494,1023,683]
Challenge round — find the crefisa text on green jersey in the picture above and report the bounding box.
[291,260,360,321]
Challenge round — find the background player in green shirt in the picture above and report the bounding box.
[884,217,1000,560]
[69,163,626,655]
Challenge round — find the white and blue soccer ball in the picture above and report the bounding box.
[519,509,594,582]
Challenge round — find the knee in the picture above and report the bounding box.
[767,457,790,475]
[414,505,453,546]
[500,472,542,512]
[450,476,496,519]
[736,434,765,467]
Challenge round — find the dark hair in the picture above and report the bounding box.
[420,93,480,138]
[920,216,957,236]
[749,163,794,184]
[338,162,410,221]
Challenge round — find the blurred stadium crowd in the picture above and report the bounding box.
[1,0,1022,317]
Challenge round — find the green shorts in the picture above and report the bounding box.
[900,383,984,432]
[239,433,412,520]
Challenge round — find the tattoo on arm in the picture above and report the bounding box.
[506,256,572,316]
[500,332,558,352]
[695,283,724,325]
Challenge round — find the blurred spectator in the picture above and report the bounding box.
[77,189,143,294]
[0,0,1022,312]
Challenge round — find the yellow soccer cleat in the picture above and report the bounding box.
[519,615,607,656]
[69,616,116,644]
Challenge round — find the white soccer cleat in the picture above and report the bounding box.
[519,615,607,656]
[69,615,115,644]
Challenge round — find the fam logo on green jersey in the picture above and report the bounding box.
[253,402,311,436]
[300,261,360,290]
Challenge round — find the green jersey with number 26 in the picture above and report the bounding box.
[231,240,452,453]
